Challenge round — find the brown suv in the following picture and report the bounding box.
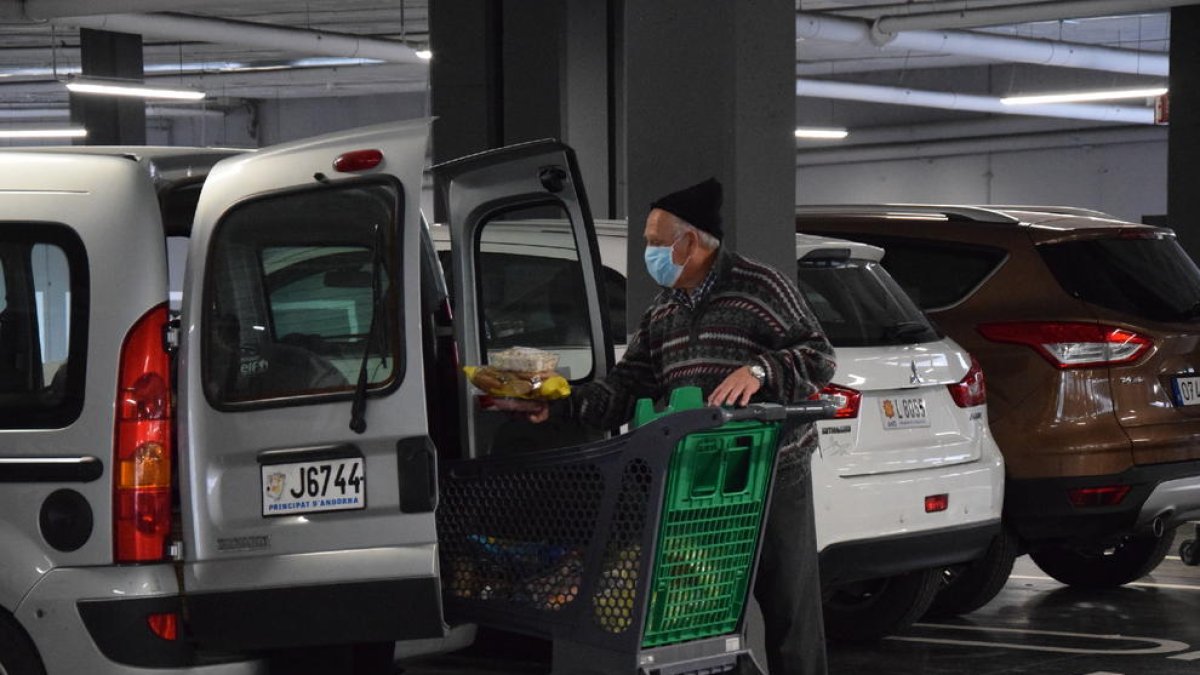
[796,205,1200,614]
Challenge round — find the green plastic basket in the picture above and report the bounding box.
[634,387,779,648]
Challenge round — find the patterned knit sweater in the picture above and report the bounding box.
[565,248,837,478]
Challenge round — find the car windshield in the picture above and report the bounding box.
[797,258,939,348]
[1039,234,1200,323]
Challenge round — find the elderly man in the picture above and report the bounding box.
[513,177,836,674]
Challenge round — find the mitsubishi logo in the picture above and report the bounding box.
[909,360,924,385]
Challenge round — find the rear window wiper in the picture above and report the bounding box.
[883,320,932,342]
[349,224,388,434]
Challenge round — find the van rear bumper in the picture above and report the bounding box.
[185,576,444,651]
[1006,459,1200,544]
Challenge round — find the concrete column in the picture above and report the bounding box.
[622,0,797,320]
[1169,5,1200,259]
[429,0,501,222]
[69,28,145,145]
[564,0,617,219]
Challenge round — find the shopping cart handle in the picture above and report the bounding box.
[721,401,837,424]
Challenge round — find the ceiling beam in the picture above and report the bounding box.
[51,12,427,64]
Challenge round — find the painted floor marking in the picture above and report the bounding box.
[883,623,1191,656]
[1168,651,1200,661]
[1009,574,1200,592]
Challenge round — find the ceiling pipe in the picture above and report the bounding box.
[0,106,224,119]
[52,12,427,65]
[876,0,1196,33]
[796,12,1169,76]
[796,77,1157,124]
[3,0,384,20]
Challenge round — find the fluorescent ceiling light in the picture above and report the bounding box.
[795,127,849,140]
[65,79,205,101]
[415,50,433,60]
[0,127,86,139]
[1002,87,1167,106]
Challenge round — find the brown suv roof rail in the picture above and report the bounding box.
[794,204,1020,224]
[975,205,1116,219]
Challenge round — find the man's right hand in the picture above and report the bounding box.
[491,397,551,423]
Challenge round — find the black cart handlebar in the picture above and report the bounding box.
[721,401,837,424]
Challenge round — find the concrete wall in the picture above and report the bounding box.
[796,138,1168,223]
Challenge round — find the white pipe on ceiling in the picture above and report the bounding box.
[795,12,1169,76]
[0,106,224,119]
[795,77,1158,124]
[52,13,427,65]
[823,0,1052,19]
[7,0,369,19]
[876,0,1195,33]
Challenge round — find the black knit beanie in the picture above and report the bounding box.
[650,177,724,241]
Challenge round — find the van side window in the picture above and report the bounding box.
[603,266,627,345]
[475,209,595,381]
[202,182,403,406]
[0,225,88,429]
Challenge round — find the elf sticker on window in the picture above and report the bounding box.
[881,396,930,429]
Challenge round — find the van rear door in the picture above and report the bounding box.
[177,120,444,651]
[433,141,614,458]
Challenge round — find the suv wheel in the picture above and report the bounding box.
[0,612,45,675]
[823,568,942,642]
[1029,527,1176,589]
[926,527,1018,618]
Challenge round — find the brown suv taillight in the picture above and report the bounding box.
[114,304,173,563]
[947,356,986,407]
[977,322,1152,369]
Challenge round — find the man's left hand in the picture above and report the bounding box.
[708,366,762,407]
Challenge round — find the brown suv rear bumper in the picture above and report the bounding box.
[1005,458,1200,544]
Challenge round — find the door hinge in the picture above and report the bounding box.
[168,540,185,561]
[163,316,181,355]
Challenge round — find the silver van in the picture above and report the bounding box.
[0,126,617,674]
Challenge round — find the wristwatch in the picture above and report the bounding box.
[748,363,767,385]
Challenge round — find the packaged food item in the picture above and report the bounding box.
[463,347,571,401]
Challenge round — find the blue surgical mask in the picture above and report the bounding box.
[644,236,686,287]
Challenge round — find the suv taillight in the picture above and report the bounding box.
[114,304,173,563]
[977,322,1152,369]
[816,383,861,419]
[947,357,986,408]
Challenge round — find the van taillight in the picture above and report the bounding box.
[947,357,986,408]
[114,304,173,563]
[816,383,861,419]
[977,322,1151,369]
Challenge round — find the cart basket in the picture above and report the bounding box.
[437,390,834,667]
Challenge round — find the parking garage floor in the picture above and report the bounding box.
[402,526,1200,675]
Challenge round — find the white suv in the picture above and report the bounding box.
[431,223,1005,639]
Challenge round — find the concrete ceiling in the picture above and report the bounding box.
[0,0,1180,138]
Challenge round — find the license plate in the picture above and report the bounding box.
[1173,376,1200,406]
[881,396,930,430]
[261,457,366,517]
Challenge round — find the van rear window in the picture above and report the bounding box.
[0,224,88,429]
[1039,235,1200,323]
[202,182,403,407]
[797,259,939,348]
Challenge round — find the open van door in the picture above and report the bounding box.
[433,141,614,458]
[177,120,445,652]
